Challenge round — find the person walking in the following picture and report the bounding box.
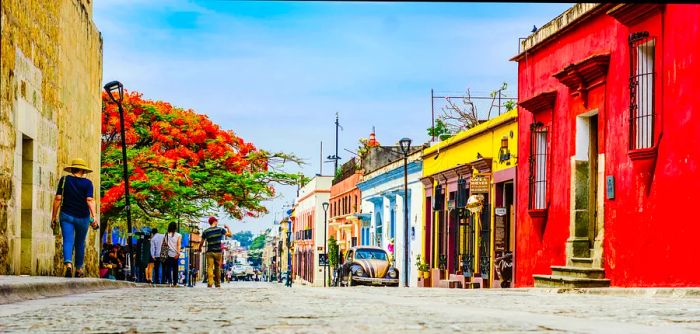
[139,230,153,283]
[164,222,182,287]
[50,158,98,278]
[202,216,231,288]
[150,228,165,284]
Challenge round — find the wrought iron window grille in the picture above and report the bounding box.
[528,122,549,211]
[628,31,656,151]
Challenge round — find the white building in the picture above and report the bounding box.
[357,148,423,287]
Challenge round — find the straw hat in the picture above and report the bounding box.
[64,158,93,173]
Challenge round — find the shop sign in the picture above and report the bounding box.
[495,207,507,216]
[319,253,329,266]
[470,173,490,194]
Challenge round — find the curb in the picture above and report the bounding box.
[0,278,142,305]
[527,287,700,298]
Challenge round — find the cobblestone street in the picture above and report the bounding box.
[1,282,699,333]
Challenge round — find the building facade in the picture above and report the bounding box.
[292,176,332,287]
[513,4,700,287]
[329,158,364,257]
[0,0,103,276]
[421,109,518,288]
[357,147,423,287]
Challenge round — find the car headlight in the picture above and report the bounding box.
[352,266,364,276]
[388,269,398,279]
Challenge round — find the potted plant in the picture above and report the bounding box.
[415,256,430,279]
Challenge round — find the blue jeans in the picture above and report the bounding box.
[60,212,90,269]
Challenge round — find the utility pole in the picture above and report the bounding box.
[431,89,435,142]
[334,113,339,173]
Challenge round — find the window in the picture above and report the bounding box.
[528,122,549,210]
[629,31,656,150]
[457,179,468,208]
[433,185,444,210]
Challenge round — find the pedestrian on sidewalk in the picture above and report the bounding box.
[202,216,231,288]
[164,222,182,287]
[150,228,165,284]
[50,158,99,278]
[139,230,153,283]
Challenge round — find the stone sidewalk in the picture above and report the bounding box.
[0,275,139,305]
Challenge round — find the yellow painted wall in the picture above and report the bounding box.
[423,109,518,176]
[420,109,518,285]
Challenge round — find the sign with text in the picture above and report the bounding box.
[470,173,491,194]
[495,207,507,216]
[319,253,329,267]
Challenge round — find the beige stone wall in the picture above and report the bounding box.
[0,0,102,276]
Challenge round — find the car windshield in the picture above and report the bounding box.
[355,249,388,261]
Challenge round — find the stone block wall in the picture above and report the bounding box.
[0,0,103,276]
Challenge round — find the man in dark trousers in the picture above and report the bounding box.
[201,216,232,288]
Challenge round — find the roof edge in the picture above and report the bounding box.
[511,3,608,62]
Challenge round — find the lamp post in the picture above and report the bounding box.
[399,137,412,288]
[104,80,135,281]
[286,230,292,287]
[322,202,329,287]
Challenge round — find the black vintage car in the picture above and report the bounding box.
[339,246,399,287]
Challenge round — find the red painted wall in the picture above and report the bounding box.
[515,4,700,287]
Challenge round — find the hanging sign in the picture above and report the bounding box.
[470,173,490,194]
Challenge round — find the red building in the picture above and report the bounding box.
[513,4,700,287]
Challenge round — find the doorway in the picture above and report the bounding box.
[569,112,600,259]
[20,135,34,275]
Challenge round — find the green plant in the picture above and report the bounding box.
[415,255,430,272]
[328,236,339,268]
[504,100,516,111]
[427,119,453,141]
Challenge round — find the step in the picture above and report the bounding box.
[533,274,610,288]
[571,257,593,268]
[551,266,605,279]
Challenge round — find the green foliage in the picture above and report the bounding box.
[328,236,339,268]
[415,255,430,272]
[504,100,516,111]
[427,119,453,141]
[247,229,269,267]
[233,231,254,248]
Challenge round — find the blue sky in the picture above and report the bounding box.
[94,1,571,234]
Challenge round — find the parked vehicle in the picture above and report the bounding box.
[339,246,399,287]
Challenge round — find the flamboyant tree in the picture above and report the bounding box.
[101,90,303,230]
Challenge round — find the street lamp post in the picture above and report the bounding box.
[322,202,329,288]
[399,137,412,288]
[286,230,292,287]
[104,81,135,281]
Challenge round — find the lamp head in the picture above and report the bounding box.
[399,137,412,156]
[322,202,329,212]
[103,80,124,103]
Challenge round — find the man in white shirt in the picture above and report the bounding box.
[150,228,165,285]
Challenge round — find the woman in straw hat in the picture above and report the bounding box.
[50,158,99,278]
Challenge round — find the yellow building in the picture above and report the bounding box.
[278,217,292,279]
[421,109,517,288]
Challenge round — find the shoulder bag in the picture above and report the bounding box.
[53,176,68,236]
[159,233,170,260]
